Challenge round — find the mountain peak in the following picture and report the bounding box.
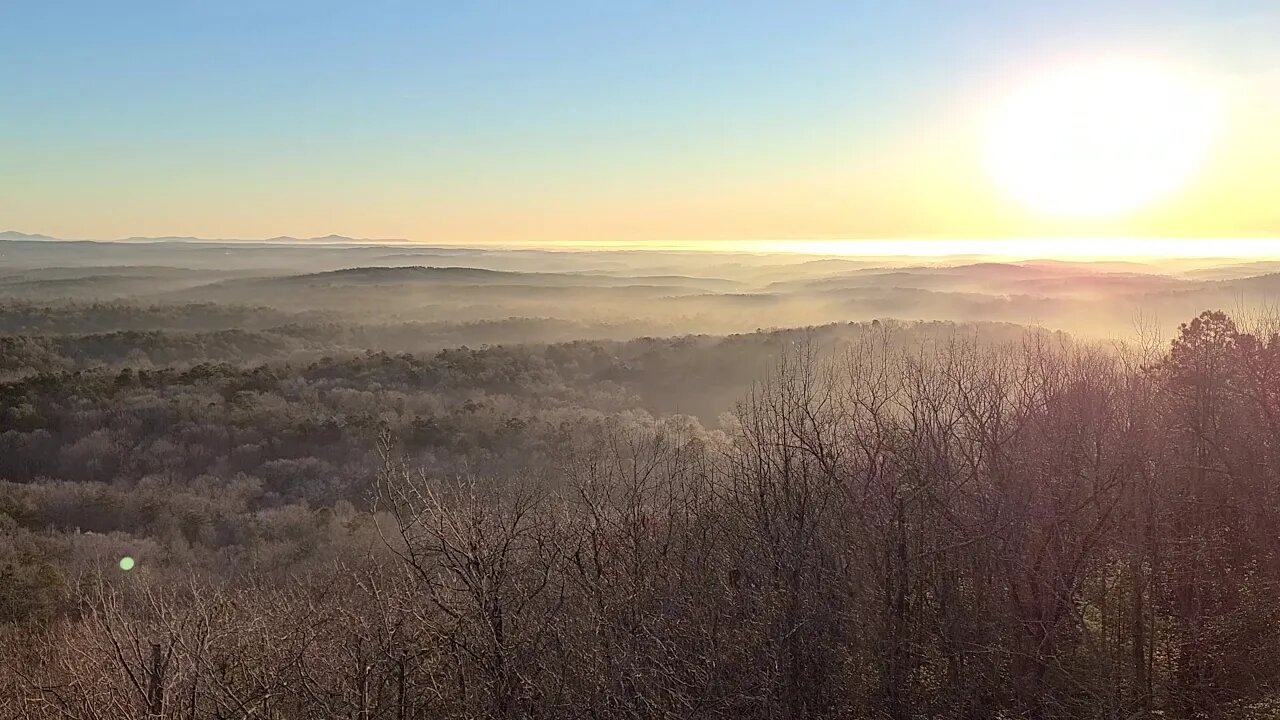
[0,230,57,241]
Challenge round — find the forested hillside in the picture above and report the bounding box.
[4,310,1280,718]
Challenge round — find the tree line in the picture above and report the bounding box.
[3,312,1279,718]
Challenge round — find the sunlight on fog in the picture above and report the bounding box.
[746,237,1279,259]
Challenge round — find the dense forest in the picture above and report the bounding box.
[4,302,1280,718]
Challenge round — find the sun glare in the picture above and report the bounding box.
[983,59,1223,218]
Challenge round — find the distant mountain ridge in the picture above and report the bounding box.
[1,230,408,244]
[0,230,59,241]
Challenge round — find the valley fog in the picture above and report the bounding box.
[3,234,1278,381]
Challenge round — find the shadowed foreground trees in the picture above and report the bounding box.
[4,311,1280,718]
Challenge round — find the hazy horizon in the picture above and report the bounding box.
[6,229,1280,261]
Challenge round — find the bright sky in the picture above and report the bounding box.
[2,1,1278,254]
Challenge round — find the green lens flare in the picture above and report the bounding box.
[119,556,135,571]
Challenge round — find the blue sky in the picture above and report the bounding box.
[2,1,1276,244]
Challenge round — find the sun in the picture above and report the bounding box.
[983,59,1223,218]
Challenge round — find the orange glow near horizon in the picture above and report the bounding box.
[8,50,1276,250]
[742,238,1280,259]
[441,237,1279,260]
[7,48,1277,250]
